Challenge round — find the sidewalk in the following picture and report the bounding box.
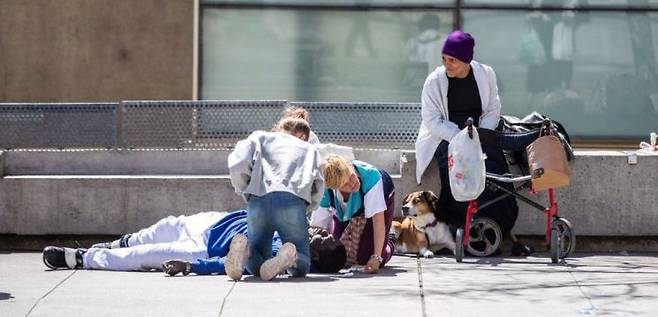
[2,252,658,316]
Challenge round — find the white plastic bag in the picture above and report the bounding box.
[448,127,486,201]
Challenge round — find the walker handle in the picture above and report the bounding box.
[465,117,474,139]
[540,119,552,136]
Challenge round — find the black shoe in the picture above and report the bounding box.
[511,242,535,256]
[119,234,132,248]
[42,246,85,270]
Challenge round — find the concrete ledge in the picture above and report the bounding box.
[1,148,402,176]
[2,149,231,175]
[1,149,656,237]
[0,150,5,177]
[401,150,658,236]
[515,150,658,236]
[0,175,403,235]
[0,177,243,235]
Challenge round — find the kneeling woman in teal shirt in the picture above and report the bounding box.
[310,155,395,274]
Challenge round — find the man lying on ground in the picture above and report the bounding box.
[42,209,346,276]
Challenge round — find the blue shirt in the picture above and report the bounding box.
[191,210,320,275]
[191,210,281,275]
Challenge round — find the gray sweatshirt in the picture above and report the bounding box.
[228,131,325,212]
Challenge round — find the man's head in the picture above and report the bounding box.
[273,117,310,141]
[323,154,360,193]
[442,30,475,77]
[309,227,346,273]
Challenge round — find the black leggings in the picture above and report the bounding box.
[477,128,541,151]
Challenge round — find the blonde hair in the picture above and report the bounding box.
[282,106,310,122]
[273,117,310,141]
[323,154,355,189]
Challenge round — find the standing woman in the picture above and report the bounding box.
[415,30,519,236]
[310,155,395,273]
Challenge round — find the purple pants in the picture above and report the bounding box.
[332,194,395,268]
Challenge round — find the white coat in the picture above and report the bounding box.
[415,60,502,184]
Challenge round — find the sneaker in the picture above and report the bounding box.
[42,246,84,269]
[259,242,297,281]
[119,234,132,248]
[225,234,250,281]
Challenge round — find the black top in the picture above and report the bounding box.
[447,68,482,129]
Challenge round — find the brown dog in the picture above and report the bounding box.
[391,191,455,258]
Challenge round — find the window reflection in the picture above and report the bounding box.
[465,9,658,139]
[201,4,658,140]
[464,0,658,5]
[202,9,452,102]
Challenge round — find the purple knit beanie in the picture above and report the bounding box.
[442,30,475,63]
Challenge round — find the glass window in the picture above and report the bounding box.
[201,8,452,102]
[464,0,658,6]
[202,0,453,5]
[463,10,658,140]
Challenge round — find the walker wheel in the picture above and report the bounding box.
[553,217,576,259]
[455,228,464,263]
[466,217,502,257]
[550,228,559,263]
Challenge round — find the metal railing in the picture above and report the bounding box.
[0,101,422,150]
[0,103,118,149]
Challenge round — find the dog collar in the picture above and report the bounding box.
[422,219,439,230]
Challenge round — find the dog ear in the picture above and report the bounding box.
[422,191,439,205]
[402,192,412,204]
[426,191,449,223]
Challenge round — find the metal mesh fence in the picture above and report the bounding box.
[0,101,421,149]
[121,100,287,148]
[295,102,421,149]
[0,103,117,149]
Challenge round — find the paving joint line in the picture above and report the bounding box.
[416,257,428,317]
[568,269,598,315]
[25,269,78,317]
[217,280,238,317]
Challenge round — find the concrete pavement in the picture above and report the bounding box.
[2,252,658,316]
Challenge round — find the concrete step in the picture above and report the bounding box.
[0,174,402,235]
[0,148,403,176]
[1,149,657,239]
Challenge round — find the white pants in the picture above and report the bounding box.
[83,212,227,271]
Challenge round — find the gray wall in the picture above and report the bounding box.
[1,149,657,237]
[0,0,194,102]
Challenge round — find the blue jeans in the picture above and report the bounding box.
[246,191,310,277]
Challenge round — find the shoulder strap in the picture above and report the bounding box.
[328,189,335,208]
[353,164,366,199]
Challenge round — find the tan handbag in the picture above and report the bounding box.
[526,123,571,191]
